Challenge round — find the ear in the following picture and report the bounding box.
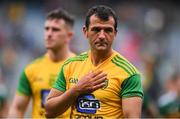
[83,26,88,38]
[114,30,117,37]
[68,31,73,38]
[66,30,73,43]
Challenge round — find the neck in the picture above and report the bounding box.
[47,46,71,62]
[91,49,113,66]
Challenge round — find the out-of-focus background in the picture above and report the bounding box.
[0,0,179,118]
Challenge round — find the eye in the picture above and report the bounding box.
[45,27,49,31]
[91,27,101,32]
[52,27,60,32]
[104,28,113,33]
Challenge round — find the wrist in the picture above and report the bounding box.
[71,85,81,97]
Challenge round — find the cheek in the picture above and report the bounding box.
[88,33,98,41]
[108,35,115,42]
[56,32,67,39]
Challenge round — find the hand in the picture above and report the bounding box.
[74,70,107,94]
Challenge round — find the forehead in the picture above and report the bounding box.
[89,15,115,28]
[45,19,66,26]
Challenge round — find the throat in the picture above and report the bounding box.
[47,49,70,62]
[91,50,113,66]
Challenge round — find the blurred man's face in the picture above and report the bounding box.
[44,19,71,51]
[83,15,117,52]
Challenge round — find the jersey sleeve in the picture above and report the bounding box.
[53,66,66,92]
[120,74,143,98]
[17,70,32,96]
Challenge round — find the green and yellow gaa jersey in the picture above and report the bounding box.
[17,53,75,118]
[54,51,143,119]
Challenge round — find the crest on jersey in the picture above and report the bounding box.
[102,79,108,89]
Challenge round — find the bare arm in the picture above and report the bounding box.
[45,70,107,118]
[8,94,30,118]
[45,86,80,118]
[122,97,142,118]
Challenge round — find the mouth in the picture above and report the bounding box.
[95,42,107,46]
[46,38,53,43]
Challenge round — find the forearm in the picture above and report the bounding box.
[8,95,29,118]
[8,106,25,118]
[45,86,80,118]
[8,108,24,118]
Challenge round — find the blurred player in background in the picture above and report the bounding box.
[45,5,143,118]
[158,71,180,118]
[8,8,75,118]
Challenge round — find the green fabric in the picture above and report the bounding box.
[115,55,137,74]
[17,70,32,96]
[121,74,143,98]
[64,53,88,65]
[53,66,66,92]
[159,99,180,116]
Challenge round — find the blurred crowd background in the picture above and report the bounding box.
[0,0,179,118]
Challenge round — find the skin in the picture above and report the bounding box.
[83,15,117,66]
[44,19,73,61]
[8,18,74,118]
[45,15,142,118]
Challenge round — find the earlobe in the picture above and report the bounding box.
[66,31,73,43]
[68,31,73,38]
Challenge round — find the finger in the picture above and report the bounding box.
[91,70,103,78]
[93,72,107,81]
[92,82,106,91]
[93,75,107,85]
[83,71,95,80]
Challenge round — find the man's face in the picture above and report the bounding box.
[83,15,117,52]
[44,19,72,50]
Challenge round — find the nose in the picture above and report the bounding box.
[46,29,52,38]
[98,30,105,39]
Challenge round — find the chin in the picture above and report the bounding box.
[96,46,107,51]
[45,45,54,49]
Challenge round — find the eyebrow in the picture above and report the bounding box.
[91,26,113,32]
[45,26,61,31]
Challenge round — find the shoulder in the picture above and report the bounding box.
[63,52,88,66]
[24,55,45,73]
[111,52,139,77]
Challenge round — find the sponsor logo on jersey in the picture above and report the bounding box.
[41,89,50,108]
[69,77,78,84]
[76,94,100,114]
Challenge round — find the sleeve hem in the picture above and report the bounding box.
[16,91,31,96]
[52,85,66,92]
[122,93,143,99]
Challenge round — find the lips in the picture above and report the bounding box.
[95,42,107,46]
[46,38,54,43]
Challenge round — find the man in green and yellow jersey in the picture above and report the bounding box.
[45,5,143,118]
[8,8,75,118]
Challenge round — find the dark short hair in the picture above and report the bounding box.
[85,5,118,31]
[46,8,74,27]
